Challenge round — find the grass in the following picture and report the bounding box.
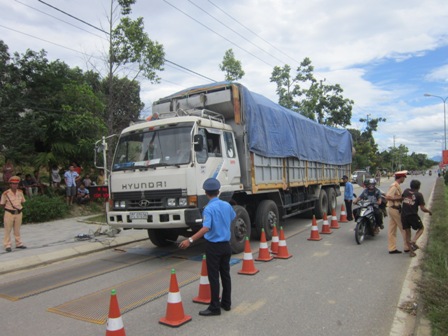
[418,178,448,335]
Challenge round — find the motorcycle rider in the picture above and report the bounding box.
[353,178,384,232]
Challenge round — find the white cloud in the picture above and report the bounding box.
[1,0,448,160]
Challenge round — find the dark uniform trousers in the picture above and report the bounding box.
[205,241,232,311]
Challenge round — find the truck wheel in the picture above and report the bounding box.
[254,200,279,241]
[326,188,337,214]
[230,205,251,254]
[147,229,178,247]
[314,189,328,219]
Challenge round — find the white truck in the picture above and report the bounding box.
[105,82,352,253]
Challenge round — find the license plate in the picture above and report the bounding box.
[130,212,148,219]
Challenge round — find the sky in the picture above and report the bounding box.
[1,0,448,161]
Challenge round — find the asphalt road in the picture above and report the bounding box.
[0,173,435,336]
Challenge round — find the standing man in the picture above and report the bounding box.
[179,178,236,316]
[0,176,26,252]
[64,165,80,205]
[401,180,432,257]
[342,175,354,221]
[386,170,410,254]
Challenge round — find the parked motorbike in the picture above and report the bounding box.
[353,200,380,244]
[429,170,432,176]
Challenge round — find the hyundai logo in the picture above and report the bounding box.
[139,199,151,207]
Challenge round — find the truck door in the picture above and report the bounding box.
[195,128,240,195]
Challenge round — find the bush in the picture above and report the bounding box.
[0,195,69,226]
[22,195,69,223]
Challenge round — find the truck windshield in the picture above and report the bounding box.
[112,124,193,171]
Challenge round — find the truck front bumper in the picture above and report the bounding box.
[107,208,203,230]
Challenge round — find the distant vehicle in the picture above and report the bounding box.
[351,170,368,184]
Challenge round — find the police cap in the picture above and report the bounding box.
[203,178,220,192]
[8,176,20,184]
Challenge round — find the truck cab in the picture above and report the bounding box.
[106,110,247,251]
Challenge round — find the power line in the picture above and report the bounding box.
[37,0,109,35]
[208,0,301,66]
[14,0,106,41]
[187,0,286,65]
[162,0,274,68]
[6,2,217,83]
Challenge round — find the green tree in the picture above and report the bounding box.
[106,0,165,136]
[0,42,106,170]
[270,57,353,127]
[219,49,245,81]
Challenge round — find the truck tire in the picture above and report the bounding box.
[147,229,178,247]
[254,200,279,241]
[314,189,328,219]
[230,205,251,254]
[326,188,337,215]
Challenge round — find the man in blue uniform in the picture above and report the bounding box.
[179,178,236,316]
[342,175,354,221]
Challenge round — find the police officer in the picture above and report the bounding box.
[386,170,410,254]
[1,176,26,252]
[179,178,236,316]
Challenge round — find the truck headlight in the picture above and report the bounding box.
[178,198,187,207]
[167,198,176,207]
[114,200,126,208]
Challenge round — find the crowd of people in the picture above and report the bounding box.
[343,170,432,258]
[1,160,106,206]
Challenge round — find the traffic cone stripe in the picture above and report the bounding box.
[199,276,209,285]
[272,236,279,242]
[260,242,268,249]
[279,240,286,246]
[244,252,254,259]
[107,317,124,331]
[167,291,182,304]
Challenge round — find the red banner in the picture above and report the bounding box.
[88,186,109,200]
[443,150,448,165]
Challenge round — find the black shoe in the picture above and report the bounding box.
[404,250,410,253]
[220,304,231,311]
[5,247,12,252]
[389,249,402,254]
[411,242,420,251]
[380,224,384,229]
[199,309,221,316]
[16,245,27,249]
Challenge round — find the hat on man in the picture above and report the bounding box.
[203,178,221,192]
[342,175,349,180]
[8,176,20,184]
[394,170,408,178]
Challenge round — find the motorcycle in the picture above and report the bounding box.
[353,200,380,244]
[429,170,432,176]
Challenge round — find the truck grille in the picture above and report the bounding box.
[111,189,184,210]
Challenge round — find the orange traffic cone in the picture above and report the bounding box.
[320,212,332,234]
[274,226,292,259]
[307,215,322,241]
[339,203,348,223]
[256,228,274,261]
[105,289,126,336]
[192,255,211,304]
[159,269,192,327]
[270,225,279,254]
[330,208,340,229]
[238,237,259,275]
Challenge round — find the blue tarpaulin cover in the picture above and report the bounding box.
[159,82,353,165]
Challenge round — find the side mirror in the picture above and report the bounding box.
[194,134,203,152]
